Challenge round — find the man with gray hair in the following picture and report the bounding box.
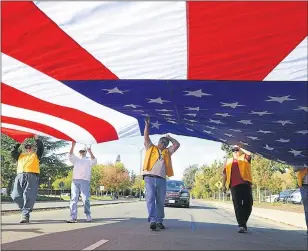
[67,142,97,223]
[142,117,180,230]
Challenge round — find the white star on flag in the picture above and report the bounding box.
[186,128,194,131]
[207,126,217,130]
[224,133,234,137]
[184,118,197,123]
[156,109,172,112]
[220,102,245,108]
[209,119,224,124]
[265,95,296,103]
[229,129,242,132]
[147,97,170,104]
[277,159,286,164]
[167,120,177,124]
[237,120,253,125]
[219,138,227,143]
[257,130,273,134]
[249,111,273,116]
[159,114,173,117]
[204,130,213,134]
[264,144,274,150]
[103,87,129,94]
[247,136,259,140]
[151,121,162,129]
[215,113,232,117]
[185,113,197,117]
[276,138,290,143]
[240,141,249,146]
[289,149,303,156]
[294,106,308,112]
[183,89,212,98]
[274,120,294,126]
[296,130,308,135]
[124,104,141,108]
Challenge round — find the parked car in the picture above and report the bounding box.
[278,189,296,203]
[287,189,302,204]
[164,180,190,208]
[264,194,279,203]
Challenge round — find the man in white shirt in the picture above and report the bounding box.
[67,142,97,223]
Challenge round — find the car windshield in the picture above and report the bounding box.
[167,181,184,189]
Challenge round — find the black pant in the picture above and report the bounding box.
[231,183,253,228]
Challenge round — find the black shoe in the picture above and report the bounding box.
[238,227,247,233]
[19,216,29,223]
[150,222,157,230]
[157,223,165,230]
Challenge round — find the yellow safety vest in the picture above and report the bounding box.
[225,154,252,189]
[297,168,308,187]
[143,145,174,177]
[17,153,40,174]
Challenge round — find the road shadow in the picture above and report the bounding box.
[2,228,44,234]
[2,216,307,250]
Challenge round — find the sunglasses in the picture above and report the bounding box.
[160,140,168,146]
[25,146,32,149]
[232,148,239,152]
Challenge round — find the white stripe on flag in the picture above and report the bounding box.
[1,123,53,138]
[36,1,188,80]
[264,36,308,81]
[2,53,140,142]
[2,104,97,144]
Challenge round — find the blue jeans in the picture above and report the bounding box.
[11,173,39,218]
[300,186,308,230]
[70,179,91,219]
[144,176,166,223]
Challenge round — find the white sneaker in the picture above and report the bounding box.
[86,215,92,222]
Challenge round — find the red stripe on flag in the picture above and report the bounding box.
[1,83,119,143]
[1,127,35,143]
[187,1,307,80]
[1,2,118,81]
[1,116,74,142]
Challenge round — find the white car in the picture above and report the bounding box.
[265,194,279,203]
[288,189,302,204]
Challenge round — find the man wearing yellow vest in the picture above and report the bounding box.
[143,117,180,230]
[222,145,252,233]
[293,166,308,234]
[11,135,44,223]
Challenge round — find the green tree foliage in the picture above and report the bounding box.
[221,143,233,157]
[182,164,199,187]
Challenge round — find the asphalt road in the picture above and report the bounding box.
[1,200,307,250]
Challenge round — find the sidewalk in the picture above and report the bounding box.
[1,199,137,213]
[198,199,306,229]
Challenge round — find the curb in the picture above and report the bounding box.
[201,200,306,230]
[1,200,139,215]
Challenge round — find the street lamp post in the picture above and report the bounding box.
[130,144,144,201]
[48,177,51,196]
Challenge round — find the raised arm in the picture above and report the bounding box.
[166,134,180,153]
[144,117,152,148]
[34,135,44,160]
[11,143,21,161]
[240,147,251,156]
[68,142,78,164]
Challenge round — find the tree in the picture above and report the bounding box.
[132,175,145,193]
[221,143,233,157]
[182,164,199,187]
[130,170,137,185]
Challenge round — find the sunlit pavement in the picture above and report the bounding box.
[1,200,307,250]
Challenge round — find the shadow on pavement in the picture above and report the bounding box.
[1,216,307,250]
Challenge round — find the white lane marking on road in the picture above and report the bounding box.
[82,239,109,250]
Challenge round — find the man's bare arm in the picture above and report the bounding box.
[144,117,151,147]
[69,142,76,155]
[166,134,180,152]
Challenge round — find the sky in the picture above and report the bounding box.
[62,134,226,180]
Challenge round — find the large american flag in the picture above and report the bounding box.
[1,1,307,167]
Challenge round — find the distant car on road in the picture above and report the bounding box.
[278,189,296,203]
[286,189,302,204]
[164,180,190,208]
